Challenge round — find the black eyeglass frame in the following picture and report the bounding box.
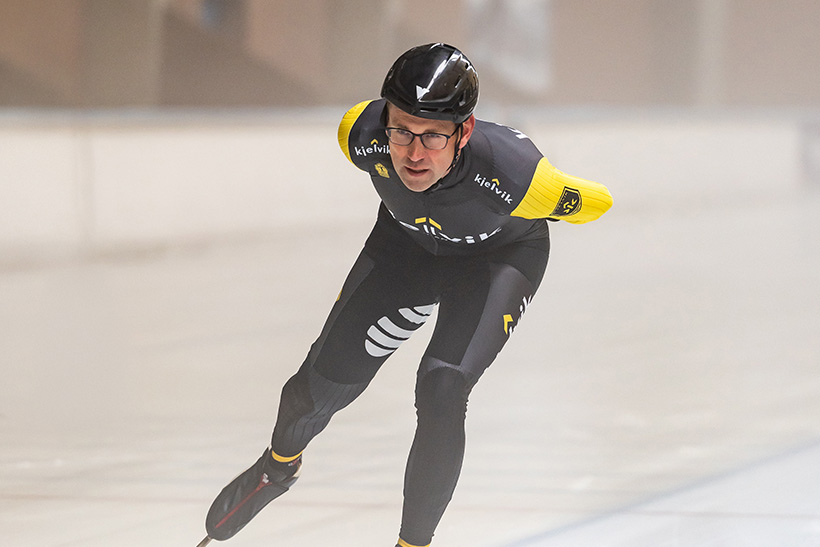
[384,126,461,150]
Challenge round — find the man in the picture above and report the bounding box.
[199,43,612,547]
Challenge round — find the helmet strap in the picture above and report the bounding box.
[447,124,464,173]
[428,124,464,192]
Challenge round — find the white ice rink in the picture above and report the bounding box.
[2,155,820,546]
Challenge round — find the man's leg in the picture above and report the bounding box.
[271,244,439,457]
[399,239,549,546]
[204,219,440,541]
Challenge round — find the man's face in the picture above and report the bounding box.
[385,103,474,192]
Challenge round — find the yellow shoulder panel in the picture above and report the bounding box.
[511,157,613,224]
[338,100,374,163]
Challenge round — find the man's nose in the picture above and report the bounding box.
[407,138,426,161]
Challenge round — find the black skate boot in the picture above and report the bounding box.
[203,448,302,541]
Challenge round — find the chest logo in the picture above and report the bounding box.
[415,217,441,230]
[397,216,501,245]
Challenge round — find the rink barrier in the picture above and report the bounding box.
[0,108,810,265]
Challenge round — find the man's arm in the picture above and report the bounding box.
[510,157,613,224]
[338,100,375,165]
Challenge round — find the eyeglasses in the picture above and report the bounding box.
[384,126,460,150]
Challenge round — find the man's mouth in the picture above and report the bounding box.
[404,166,429,176]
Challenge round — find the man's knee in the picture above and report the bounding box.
[415,363,471,422]
[280,364,368,420]
[278,365,314,416]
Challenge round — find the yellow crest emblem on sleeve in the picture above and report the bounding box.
[375,163,390,179]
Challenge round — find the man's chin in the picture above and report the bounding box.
[400,168,436,192]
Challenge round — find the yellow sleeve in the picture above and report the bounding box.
[337,100,373,164]
[510,157,613,224]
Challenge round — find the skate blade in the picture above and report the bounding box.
[196,536,213,547]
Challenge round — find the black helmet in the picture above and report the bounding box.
[381,43,479,124]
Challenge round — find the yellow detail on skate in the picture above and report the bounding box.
[397,539,430,547]
[270,449,302,463]
[338,100,374,163]
[511,157,613,224]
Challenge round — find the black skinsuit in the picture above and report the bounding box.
[269,99,612,546]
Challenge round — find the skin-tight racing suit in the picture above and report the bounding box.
[268,99,612,546]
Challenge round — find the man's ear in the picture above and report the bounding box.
[458,115,476,150]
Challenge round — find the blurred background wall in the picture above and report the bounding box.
[2,0,820,108]
[1,0,819,263]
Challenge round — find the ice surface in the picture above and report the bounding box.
[2,185,819,546]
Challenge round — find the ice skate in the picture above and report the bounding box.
[201,448,301,542]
